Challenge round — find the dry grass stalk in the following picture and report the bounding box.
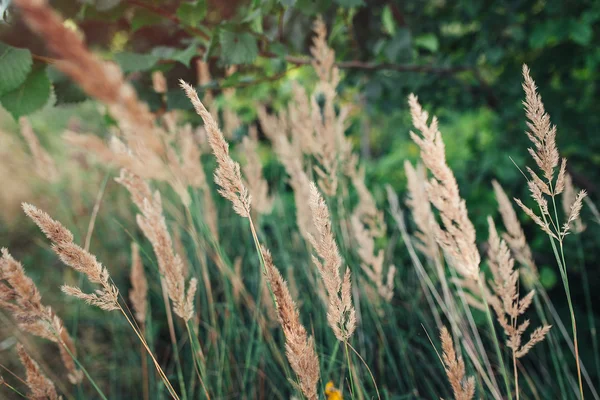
[116,170,197,322]
[308,17,352,196]
[491,180,538,285]
[487,217,550,359]
[563,174,586,234]
[515,65,587,241]
[17,344,60,400]
[308,182,356,342]
[180,80,252,218]
[404,161,439,261]
[24,189,178,398]
[408,94,480,281]
[348,157,385,237]
[514,66,586,399]
[350,214,395,302]
[487,217,551,398]
[288,83,317,155]
[521,65,561,187]
[257,105,315,242]
[0,249,81,384]
[22,203,120,312]
[260,246,320,400]
[129,242,148,325]
[440,326,475,400]
[19,117,58,183]
[242,128,274,216]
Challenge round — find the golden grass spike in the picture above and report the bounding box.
[0,249,82,384]
[180,80,252,218]
[260,246,320,400]
[308,182,356,342]
[22,203,120,311]
[116,170,197,322]
[17,344,60,400]
[440,326,475,400]
[408,94,480,281]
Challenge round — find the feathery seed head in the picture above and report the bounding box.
[180,80,252,218]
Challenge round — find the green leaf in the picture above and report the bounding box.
[219,31,258,65]
[381,5,396,35]
[172,43,198,67]
[278,0,296,6]
[0,43,33,96]
[149,45,198,67]
[334,0,364,7]
[167,89,194,111]
[414,33,439,52]
[569,20,592,46]
[384,28,412,61]
[539,266,558,290]
[131,9,163,32]
[151,47,177,59]
[94,0,121,11]
[0,67,52,119]
[176,1,207,27]
[114,52,160,73]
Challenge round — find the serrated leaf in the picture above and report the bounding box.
[219,31,258,65]
[0,67,52,119]
[334,0,364,7]
[0,43,33,96]
[114,52,160,73]
[177,1,207,27]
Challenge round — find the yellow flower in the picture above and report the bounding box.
[325,381,343,400]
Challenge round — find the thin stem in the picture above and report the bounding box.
[58,339,108,400]
[159,279,188,400]
[185,322,211,399]
[344,342,356,399]
[118,307,181,400]
[575,235,600,385]
[541,196,584,400]
[1,381,27,398]
[140,328,150,400]
[346,342,381,400]
[478,278,513,400]
[514,352,519,400]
